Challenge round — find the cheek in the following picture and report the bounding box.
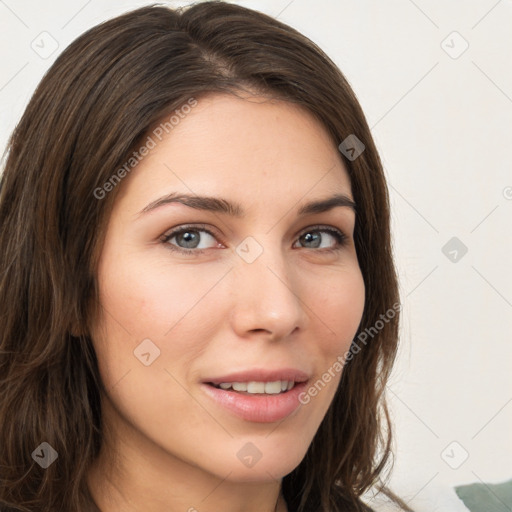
[310,267,365,350]
[91,251,231,385]
[301,268,365,402]
[98,240,222,325]
[271,268,364,450]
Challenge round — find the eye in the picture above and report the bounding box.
[293,226,347,252]
[161,224,348,256]
[161,224,221,254]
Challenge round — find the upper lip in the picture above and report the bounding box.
[203,368,310,385]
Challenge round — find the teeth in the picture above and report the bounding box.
[248,381,265,393]
[215,380,296,394]
[232,382,248,392]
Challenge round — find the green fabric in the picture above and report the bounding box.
[455,478,512,512]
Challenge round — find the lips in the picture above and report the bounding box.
[202,368,310,386]
[200,367,311,422]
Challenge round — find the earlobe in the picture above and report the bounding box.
[69,317,85,338]
[69,328,83,338]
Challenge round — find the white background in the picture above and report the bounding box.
[1,1,511,510]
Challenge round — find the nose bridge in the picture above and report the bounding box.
[229,234,307,337]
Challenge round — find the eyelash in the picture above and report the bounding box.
[161,223,348,256]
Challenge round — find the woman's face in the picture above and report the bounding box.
[91,92,365,484]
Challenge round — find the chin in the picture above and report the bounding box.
[204,441,308,483]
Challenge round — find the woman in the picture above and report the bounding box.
[0,2,411,511]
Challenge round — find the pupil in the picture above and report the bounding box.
[178,231,199,248]
[302,232,320,248]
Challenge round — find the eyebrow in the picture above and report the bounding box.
[137,192,356,217]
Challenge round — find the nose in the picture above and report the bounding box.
[228,240,308,340]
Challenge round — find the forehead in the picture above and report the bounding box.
[115,92,353,213]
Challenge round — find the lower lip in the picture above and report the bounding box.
[200,382,308,423]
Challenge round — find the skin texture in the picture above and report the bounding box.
[86,92,366,512]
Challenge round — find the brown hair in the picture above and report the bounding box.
[0,2,411,511]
